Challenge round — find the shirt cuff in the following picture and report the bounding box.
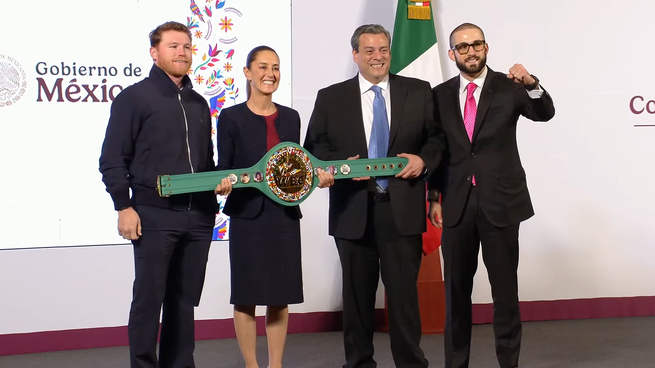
[527,86,544,99]
[418,167,428,180]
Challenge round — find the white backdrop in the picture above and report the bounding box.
[1,0,655,337]
[0,0,292,249]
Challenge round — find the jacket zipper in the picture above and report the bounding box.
[178,93,194,210]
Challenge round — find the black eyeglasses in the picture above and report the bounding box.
[451,40,486,55]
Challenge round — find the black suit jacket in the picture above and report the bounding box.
[429,67,555,227]
[217,102,302,219]
[304,74,445,239]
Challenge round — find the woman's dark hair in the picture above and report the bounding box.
[245,45,278,98]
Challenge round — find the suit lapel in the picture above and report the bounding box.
[344,76,369,156]
[447,76,471,149]
[274,104,291,141]
[389,74,406,149]
[472,69,496,142]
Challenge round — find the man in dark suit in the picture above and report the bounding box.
[428,23,556,368]
[304,24,445,368]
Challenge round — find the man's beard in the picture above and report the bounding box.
[455,54,486,75]
[161,59,189,78]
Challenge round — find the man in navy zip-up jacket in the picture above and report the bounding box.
[99,21,217,368]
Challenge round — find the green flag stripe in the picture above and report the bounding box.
[389,2,438,74]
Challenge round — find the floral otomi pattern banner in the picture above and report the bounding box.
[186,0,244,241]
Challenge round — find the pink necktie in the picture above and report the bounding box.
[464,82,477,140]
[464,82,477,185]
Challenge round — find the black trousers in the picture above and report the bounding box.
[128,205,214,368]
[335,197,428,368]
[442,187,522,368]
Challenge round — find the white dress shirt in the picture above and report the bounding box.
[458,66,543,118]
[359,73,391,148]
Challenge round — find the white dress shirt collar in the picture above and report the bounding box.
[359,73,390,94]
[459,66,488,94]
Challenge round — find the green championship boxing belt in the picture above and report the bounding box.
[157,142,409,206]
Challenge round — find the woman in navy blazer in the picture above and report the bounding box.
[214,46,333,368]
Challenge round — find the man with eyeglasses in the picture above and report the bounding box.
[427,23,555,368]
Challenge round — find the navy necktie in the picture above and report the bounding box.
[368,85,390,191]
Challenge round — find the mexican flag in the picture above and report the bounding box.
[390,0,443,255]
[390,0,443,89]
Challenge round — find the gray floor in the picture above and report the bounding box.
[1,317,654,367]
